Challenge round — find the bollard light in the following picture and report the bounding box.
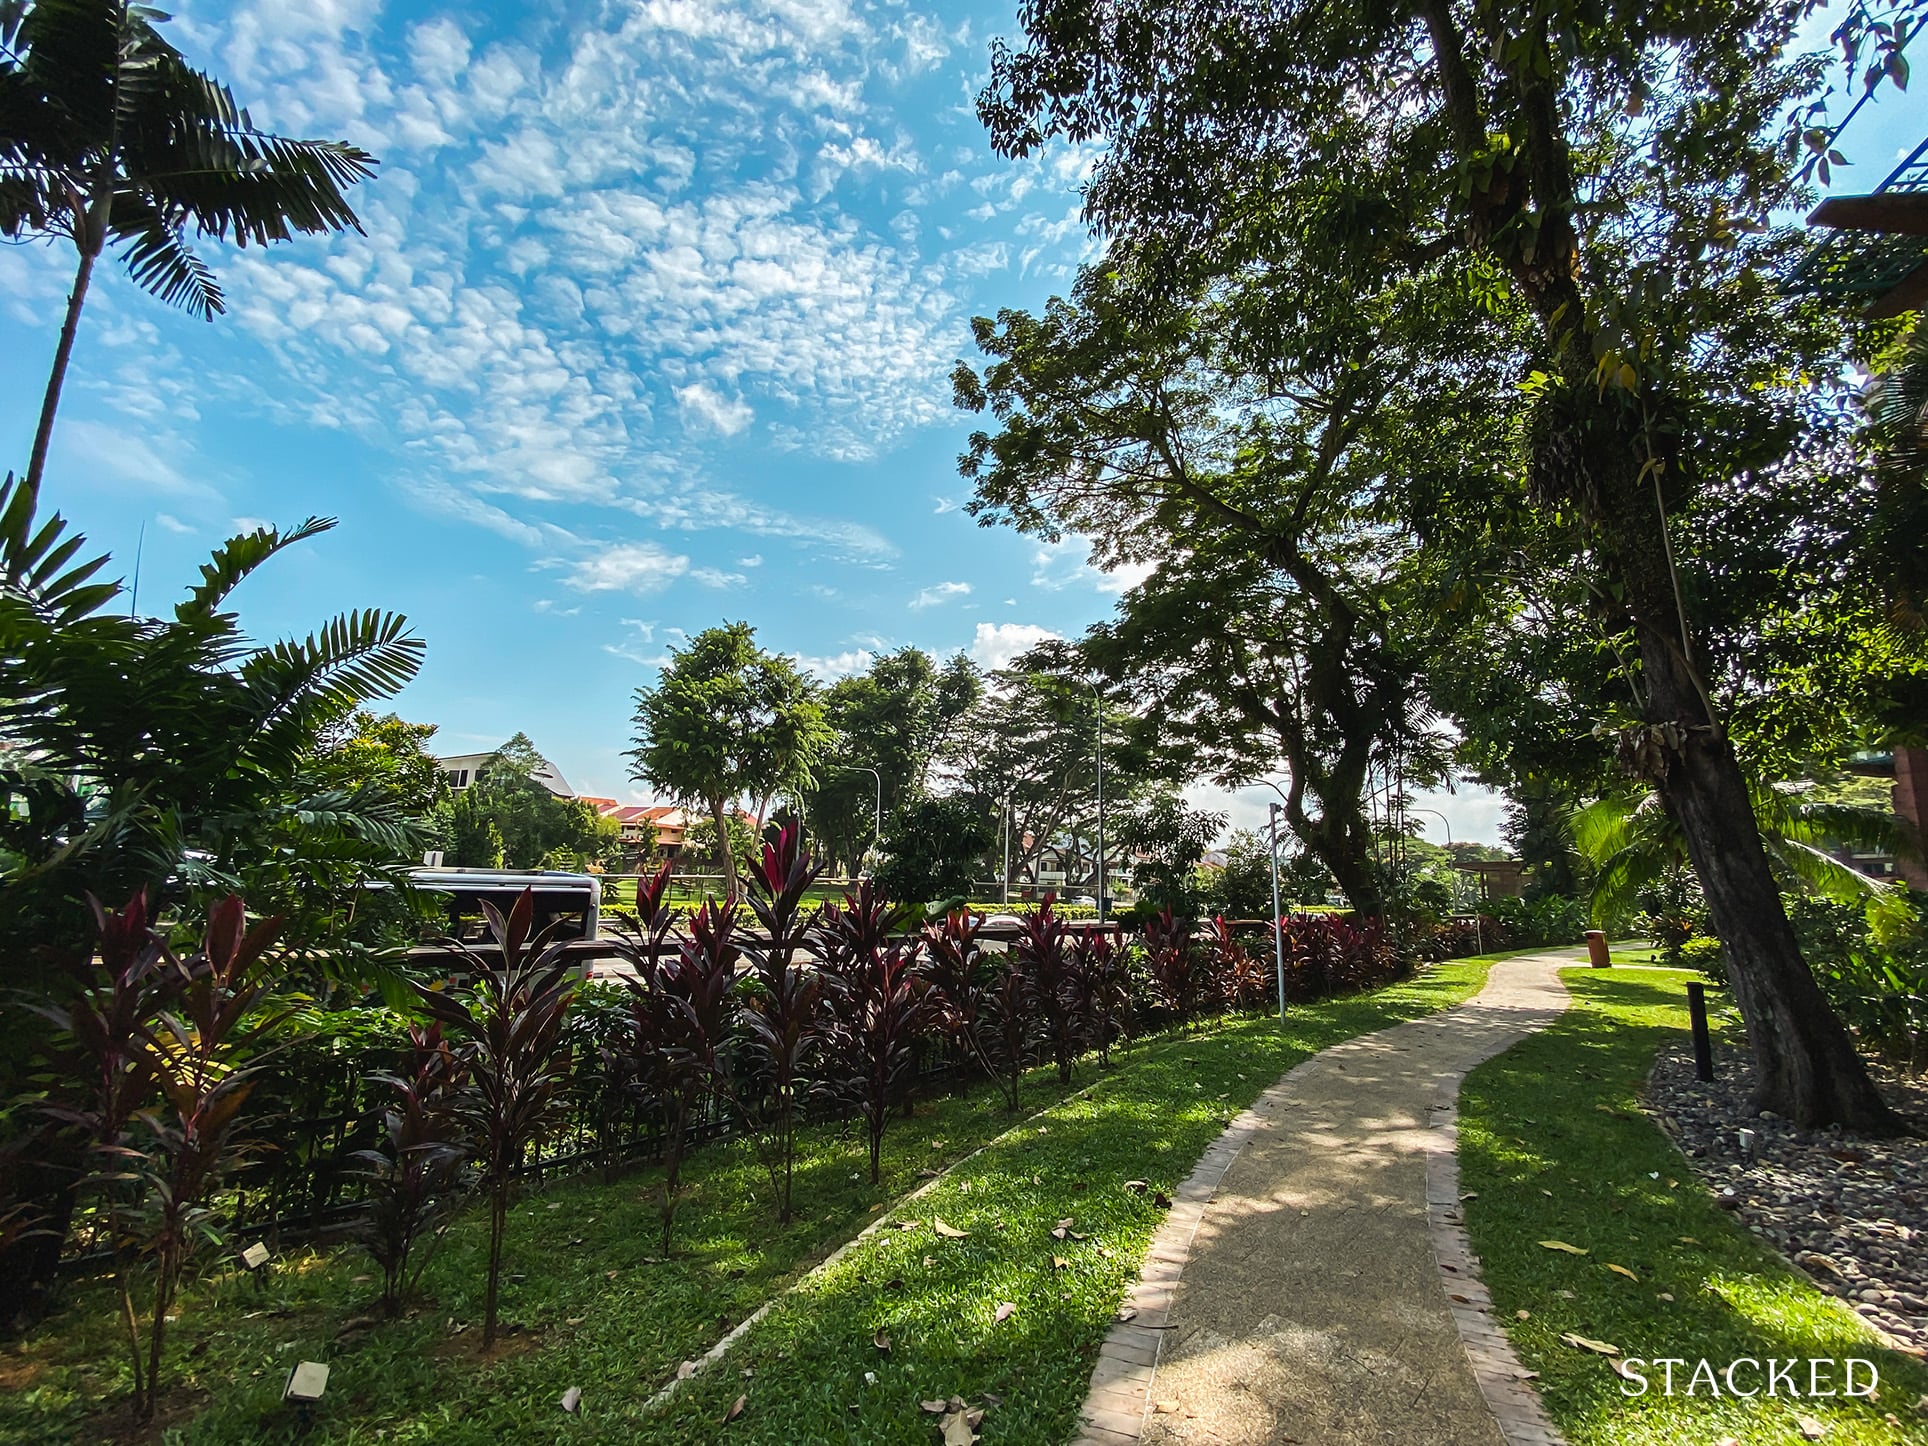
[284,1360,329,1405]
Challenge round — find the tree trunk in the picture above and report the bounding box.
[482,1181,506,1350]
[25,241,101,505]
[1579,423,1903,1132]
[1632,606,1901,1132]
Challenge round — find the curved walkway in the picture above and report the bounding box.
[1076,949,1585,1446]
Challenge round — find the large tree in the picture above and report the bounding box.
[0,0,377,501]
[804,648,981,875]
[957,262,1515,916]
[978,0,1904,1127]
[628,623,831,901]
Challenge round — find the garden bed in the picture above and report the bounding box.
[0,957,1503,1445]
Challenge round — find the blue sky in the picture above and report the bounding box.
[1,0,1919,846]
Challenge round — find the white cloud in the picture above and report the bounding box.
[737,553,764,567]
[566,541,691,593]
[154,512,195,535]
[931,495,958,514]
[794,647,873,680]
[676,381,755,436]
[690,566,748,587]
[968,621,1058,671]
[910,580,971,608]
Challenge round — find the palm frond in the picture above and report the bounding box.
[237,609,425,769]
[176,516,334,621]
[0,472,121,625]
[113,200,222,317]
[1764,835,1890,907]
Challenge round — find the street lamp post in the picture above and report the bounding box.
[1411,805,1478,955]
[1001,793,1013,905]
[825,765,883,874]
[1089,678,1105,926]
[1268,802,1286,1024]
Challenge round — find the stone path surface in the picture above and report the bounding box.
[1076,950,1586,1446]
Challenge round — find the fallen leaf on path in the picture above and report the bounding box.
[1154,1400,1180,1413]
[994,1302,1017,1323]
[724,1394,746,1423]
[1539,1240,1589,1255]
[1606,1264,1639,1282]
[1558,1332,1620,1356]
[933,1218,969,1239]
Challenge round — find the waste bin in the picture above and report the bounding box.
[1585,930,1611,968]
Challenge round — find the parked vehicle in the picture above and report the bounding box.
[406,868,602,943]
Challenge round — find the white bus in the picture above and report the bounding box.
[406,867,602,944]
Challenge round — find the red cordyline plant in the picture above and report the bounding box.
[1014,895,1081,1083]
[919,908,1022,1110]
[737,826,835,1225]
[612,864,740,1253]
[820,880,927,1184]
[1066,929,1129,1067]
[415,888,577,1352]
[131,895,286,1420]
[1209,917,1272,1012]
[32,890,185,1396]
[349,1022,471,1317]
[1144,907,1206,1029]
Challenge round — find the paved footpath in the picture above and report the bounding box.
[1077,950,1586,1446]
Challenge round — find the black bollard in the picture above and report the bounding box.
[1686,981,1715,1083]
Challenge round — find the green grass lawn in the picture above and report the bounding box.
[1459,968,1928,1446]
[0,954,1508,1446]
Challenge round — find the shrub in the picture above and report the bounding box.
[350,1023,471,1316]
[415,888,578,1352]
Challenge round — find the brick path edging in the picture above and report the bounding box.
[1070,957,1578,1446]
[1070,1052,1327,1445]
[1426,1103,1570,1446]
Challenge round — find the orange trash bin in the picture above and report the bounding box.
[1585,930,1611,968]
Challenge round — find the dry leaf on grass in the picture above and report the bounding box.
[994,1301,1017,1323]
[1798,1419,1826,1441]
[874,1329,891,1354]
[940,1411,977,1445]
[1515,1309,1531,1320]
[1539,1240,1589,1255]
[921,1399,949,1414]
[1558,1332,1620,1356]
[933,1218,969,1239]
[1124,1179,1148,1194]
[724,1394,746,1423]
[1606,1264,1639,1281]
[559,1387,581,1413]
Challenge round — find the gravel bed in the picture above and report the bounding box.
[1645,1041,1928,1357]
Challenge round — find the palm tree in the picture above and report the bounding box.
[0,0,377,501]
[0,472,425,960]
[1573,784,1918,962]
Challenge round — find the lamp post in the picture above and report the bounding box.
[1088,678,1106,925]
[1411,805,1478,955]
[1267,802,1287,1023]
[826,765,883,874]
[1001,793,1013,905]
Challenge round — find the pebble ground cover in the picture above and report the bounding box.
[1,956,1500,1445]
[1459,968,1928,1446]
